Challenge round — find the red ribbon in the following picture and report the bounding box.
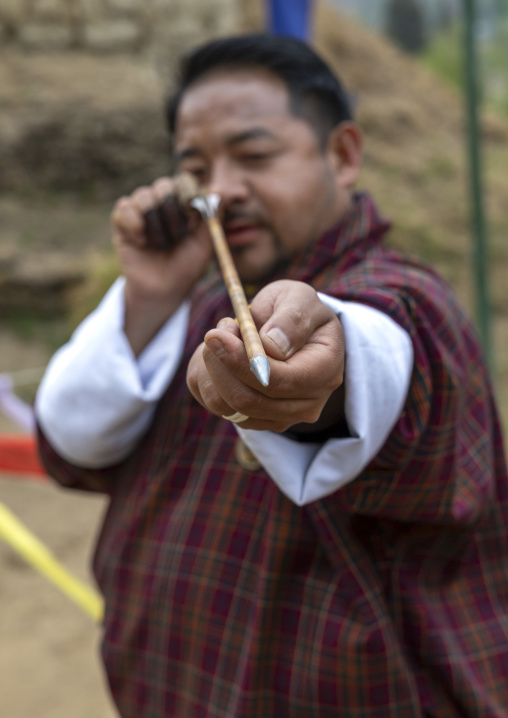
[0,435,48,481]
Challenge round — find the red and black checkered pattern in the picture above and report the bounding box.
[39,193,508,717]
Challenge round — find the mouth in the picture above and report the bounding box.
[223,219,265,248]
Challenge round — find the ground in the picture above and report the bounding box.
[0,475,116,718]
[0,329,118,718]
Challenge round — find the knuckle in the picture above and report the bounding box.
[131,186,149,199]
[271,422,294,434]
[111,197,130,222]
[307,406,324,424]
[217,316,237,332]
[131,186,154,209]
[185,353,201,391]
[306,396,331,424]
[326,370,343,393]
[112,195,128,211]
[199,378,222,414]
[291,405,321,425]
[287,305,311,331]
[208,397,227,417]
[152,177,173,201]
[230,386,256,415]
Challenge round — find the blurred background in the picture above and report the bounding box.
[1,1,508,716]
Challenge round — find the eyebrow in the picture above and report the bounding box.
[174,127,278,163]
[225,128,278,146]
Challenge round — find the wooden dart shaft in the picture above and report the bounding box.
[189,191,270,387]
[207,216,266,362]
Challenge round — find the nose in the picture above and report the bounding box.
[207,159,249,213]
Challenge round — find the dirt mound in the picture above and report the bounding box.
[0,52,170,196]
[2,2,508,255]
[0,3,492,197]
[2,2,508,334]
[0,4,506,381]
[2,1,508,356]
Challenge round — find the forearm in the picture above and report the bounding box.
[37,424,121,494]
[123,281,188,357]
[36,278,190,469]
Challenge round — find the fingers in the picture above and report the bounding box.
[152,177,173,204]
[201,281,344,398]
[186,282,345,433]
[111,177,199,252]
[112,184,160,249]
[250,280,337,361]
[111,195,146,248]
[186,340,323,432]
[151,177,201,248]
[202,317,341,401]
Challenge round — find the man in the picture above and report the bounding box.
[36,34,508,718]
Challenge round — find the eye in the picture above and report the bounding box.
[240,151,275,165]
[180,166,208,183]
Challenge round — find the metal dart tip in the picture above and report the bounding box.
[250,355,270,387]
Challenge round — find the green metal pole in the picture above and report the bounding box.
[463,0,493,370]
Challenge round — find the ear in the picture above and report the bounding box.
[327,121,363,188]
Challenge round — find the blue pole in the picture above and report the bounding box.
[267,0,314,40]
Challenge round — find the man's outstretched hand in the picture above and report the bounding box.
[187,280,345,433]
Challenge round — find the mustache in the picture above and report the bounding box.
[222,207,267,226]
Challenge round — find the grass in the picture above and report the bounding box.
[423,23,464,92]
[4,313,71,354]
[423,17,508,118]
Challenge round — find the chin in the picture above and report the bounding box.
[233,240,292,285]
[237,270,267,287]
[238,262,288,289]
[236,259,273,286]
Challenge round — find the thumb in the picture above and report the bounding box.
[250,280,334,361]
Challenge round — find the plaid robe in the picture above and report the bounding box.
[38,193,508,717]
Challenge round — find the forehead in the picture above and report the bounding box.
[174,69,295,145]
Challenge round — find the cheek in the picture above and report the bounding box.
[255,162,333,250]
[272,197,316,251]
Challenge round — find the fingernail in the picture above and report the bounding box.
[266,327,291,356]
[205,337,227,357]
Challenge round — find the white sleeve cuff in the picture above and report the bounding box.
[36,277,189,468]
[236,296,414,505]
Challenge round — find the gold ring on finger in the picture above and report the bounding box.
[222,412,249,424]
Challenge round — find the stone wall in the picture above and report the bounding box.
[0,0,264,199]
[0,0,242,54]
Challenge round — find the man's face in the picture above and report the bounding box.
[173,69,355,284]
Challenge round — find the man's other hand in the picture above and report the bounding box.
[111,177,213,355]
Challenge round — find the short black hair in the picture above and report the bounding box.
[166,33,353,148]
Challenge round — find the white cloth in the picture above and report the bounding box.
[237,294,413,504]
[35,279,413,505]
[36,278,190,467]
